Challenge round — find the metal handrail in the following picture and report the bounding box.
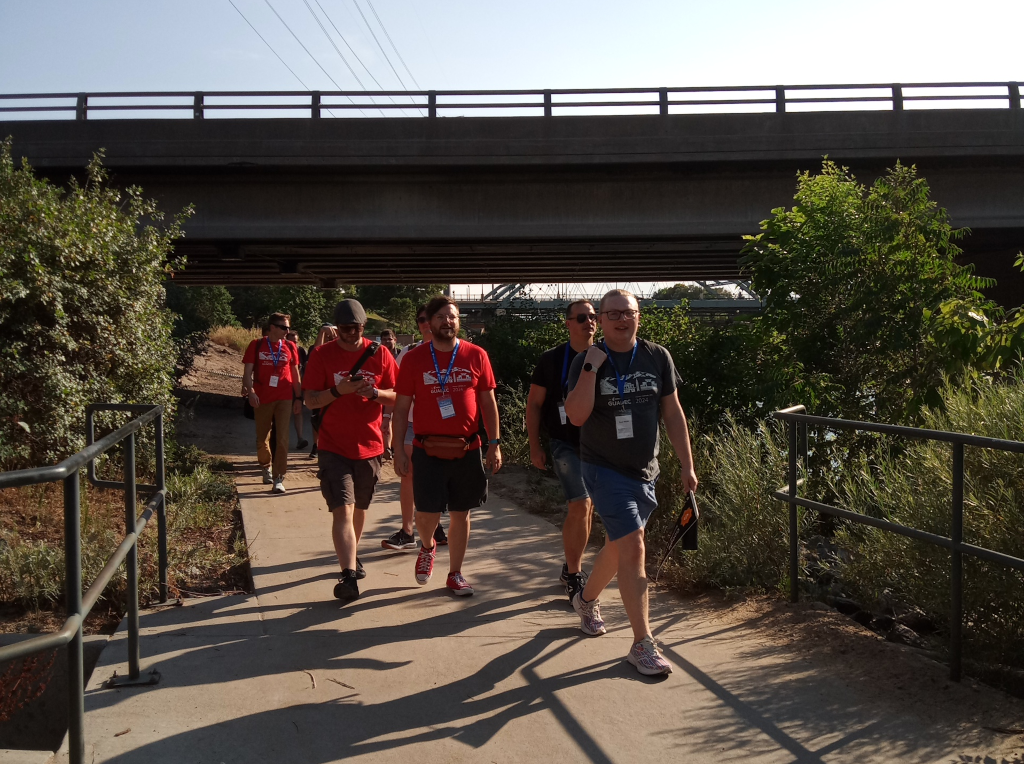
[0,404,166,764]
[772,404,1024,682]
[0,81,1019,120]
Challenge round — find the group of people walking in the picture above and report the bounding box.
[242,289,698,677]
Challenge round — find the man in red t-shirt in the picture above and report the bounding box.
[303,299,399,602]
[242,312,302,493]
[393,296,502,596]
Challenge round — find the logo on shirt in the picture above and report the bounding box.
[422,367,474,386]
[599,371,659,396]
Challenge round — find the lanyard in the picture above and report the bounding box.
[560,342,572,395]
[266,337,284,368]
[603,341,638,399]
[429,340,460,395]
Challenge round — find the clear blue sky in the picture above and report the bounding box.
[1,1,1021,93]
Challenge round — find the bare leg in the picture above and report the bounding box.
[563,497,592,574]
[331,504,358,571]
[399,443,415,535]
[415,511,440,552]
[615,528,651,643]
[582,534,618,602]
[447,511,471,573]
[354,508,366,544]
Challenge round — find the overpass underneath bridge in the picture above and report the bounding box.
[3,83,1023,305]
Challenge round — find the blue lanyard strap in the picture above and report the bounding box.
[560,342,572,395]
[266,337,284,368]
[429,340,460,395]
[603,341,638,399]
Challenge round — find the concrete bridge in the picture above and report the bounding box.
[2,84,1023,304]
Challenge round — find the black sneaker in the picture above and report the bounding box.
[296,438,309,450]
[333,571,359,602]
[566,570,589,602]
[434,524,448,546]
[309,443,318,459]
[356,557,366,580]
[381,529,417,550]
[559,562,569,584]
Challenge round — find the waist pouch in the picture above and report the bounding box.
[418,434,472,460]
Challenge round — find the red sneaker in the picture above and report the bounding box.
[446,572,474,596]
[415,545,435,585]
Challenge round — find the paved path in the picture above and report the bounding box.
[73,404,1023,763]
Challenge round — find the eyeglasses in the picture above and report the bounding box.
[602,309,638,321]
[416,316,428,324]
[571,313,598,324]
[271,323,290,331]
[337,324,362,333]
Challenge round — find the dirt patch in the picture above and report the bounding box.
[179,342,246,398]
[490,463,605,544]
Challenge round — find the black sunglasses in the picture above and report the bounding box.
[571,313,598,324]
[271,323,290,331]
[416,316,429,323]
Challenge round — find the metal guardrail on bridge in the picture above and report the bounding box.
[0,404,167,764]
[772,405,1024,682]
[0,81,1021,120]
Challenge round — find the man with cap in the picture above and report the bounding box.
[303,299,399,601]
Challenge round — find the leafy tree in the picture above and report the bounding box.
[0,140,190,469]
[164,284,237,380]
[227,286,341,344]
[652,283,732,300]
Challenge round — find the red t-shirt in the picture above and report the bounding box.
[302,338,399,460]
[394,340,496,447]
[243,338,300,403]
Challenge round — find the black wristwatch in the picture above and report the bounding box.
[329,385,342,398]
[582,362,595,373]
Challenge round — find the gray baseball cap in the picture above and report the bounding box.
[333,299,367,326]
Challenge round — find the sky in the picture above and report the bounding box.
[2,1,1022,95]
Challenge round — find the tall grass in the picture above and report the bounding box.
[495,382,531,466]
[209,325,261,354]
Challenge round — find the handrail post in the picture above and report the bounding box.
[428,90,437,118]
[950,442,964,681]
[65,471,85,764]
[155,412,168,603]
[775,87,786,114]
[311,90,321,119]
[75,93,87,121]
[125,433,140,680]
[659,87,668,115]
[193,92,204,119]
[1010,82,1021,110]
[892,84,904,111]
[543,89,552,117]
[788,420,799,602]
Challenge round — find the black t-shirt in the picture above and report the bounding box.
[567,339,681,481]
[530,342,584,446]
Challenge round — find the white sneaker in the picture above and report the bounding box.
[272,479,286,494]
[261,467,272,485]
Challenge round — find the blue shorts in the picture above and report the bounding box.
[581,462,658,541]
[549,438,589,503]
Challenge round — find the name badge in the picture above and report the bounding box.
[269,375,280,388]
[558,402,567,425]
[438,396,456,420]
[615,412,634,439]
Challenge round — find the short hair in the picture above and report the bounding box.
[424,295,459,320]
[415,303,427,318]
[286,330,298,341]
[380,329,395,339]
[598,289,637,313]
[266,312,291,330]
[565,300,594,319]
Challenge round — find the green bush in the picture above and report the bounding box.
[475,313,568,387]
[0,140,190,470]
[228,285,341,345]
[495,382,531,466]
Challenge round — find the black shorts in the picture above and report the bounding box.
[411,446,488,513]
[317,450,381,511]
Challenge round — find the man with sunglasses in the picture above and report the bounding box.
[526,300,597,603]
[243,312,302,494]
[564,289,699,676]
[303,299,399,601]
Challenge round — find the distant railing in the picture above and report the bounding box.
[772,405,1024,683]
[0,81,1021,120]
[0,404,167,764]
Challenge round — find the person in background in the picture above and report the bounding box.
[286,330,309,451]
[379,329,398,459]
[242,313,302,494]
[380,329,398,358]
[308,324,339,459]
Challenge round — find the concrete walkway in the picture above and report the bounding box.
[74,423,1023,763]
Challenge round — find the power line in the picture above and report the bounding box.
[350,0,408,90]
[301,0,366,88]
[227,0,311,90]
[365,0,421,89]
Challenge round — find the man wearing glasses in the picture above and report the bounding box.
[392,296,502,595]
[242,312,302,494]
[526,300,597,603]
[303,299,399,601]
[564,289,699,676]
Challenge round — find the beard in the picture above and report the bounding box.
[434,324,457,340]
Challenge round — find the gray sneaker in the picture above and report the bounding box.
[571,591,606,636]
[272,478,286,494]
[261,466,272,485]
[627,635,673,676]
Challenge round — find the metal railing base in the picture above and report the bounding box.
[104,669,161,688]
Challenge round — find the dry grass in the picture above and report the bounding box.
[209,325,261,354]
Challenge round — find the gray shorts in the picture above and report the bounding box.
[550,438,589,503]
[317,449,381,510]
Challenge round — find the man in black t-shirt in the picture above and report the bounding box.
[527,300,598,602]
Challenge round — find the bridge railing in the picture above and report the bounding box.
[0,81,1020,120]
[0,404,167,764]
[772,404,1024,682]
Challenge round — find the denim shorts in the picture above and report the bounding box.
[549,438,589,503]
[581,461,658,541]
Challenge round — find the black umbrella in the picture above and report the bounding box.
[653,490,699,583]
